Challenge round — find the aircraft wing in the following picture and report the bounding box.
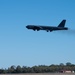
[33,26,43,30]
[26,25,43,31]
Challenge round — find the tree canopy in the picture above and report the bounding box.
[0,62,75,74]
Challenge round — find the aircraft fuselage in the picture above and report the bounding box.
[26,25,68,32]
[26,20,68,32]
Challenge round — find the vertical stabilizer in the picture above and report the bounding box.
[58,20,66,27]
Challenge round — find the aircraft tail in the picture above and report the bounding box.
[58,20,66,27]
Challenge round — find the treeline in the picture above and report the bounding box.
[0,62,75,74]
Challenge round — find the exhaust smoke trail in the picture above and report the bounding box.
[57,29,75,35]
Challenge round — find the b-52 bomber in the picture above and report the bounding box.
[26,20,68,32]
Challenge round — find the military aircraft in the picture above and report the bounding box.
[26,20,68,32]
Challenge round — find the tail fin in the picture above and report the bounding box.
[58,20,66,27]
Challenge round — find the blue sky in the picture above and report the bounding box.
[0,0,75,68]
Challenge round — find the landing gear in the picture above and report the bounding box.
[46,30,52,32]
[37,29,40,31]
[33,29,40,31]
[33,29,36,31]
[50,30,52,32]
[46,30,49,32]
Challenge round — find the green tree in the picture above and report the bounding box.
[7,65,16,73]
[16,65,22,73]
[66,62,72,66]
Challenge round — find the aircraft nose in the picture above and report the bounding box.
[26,25,29,28]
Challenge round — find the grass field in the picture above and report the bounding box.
[0,73,75,75]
